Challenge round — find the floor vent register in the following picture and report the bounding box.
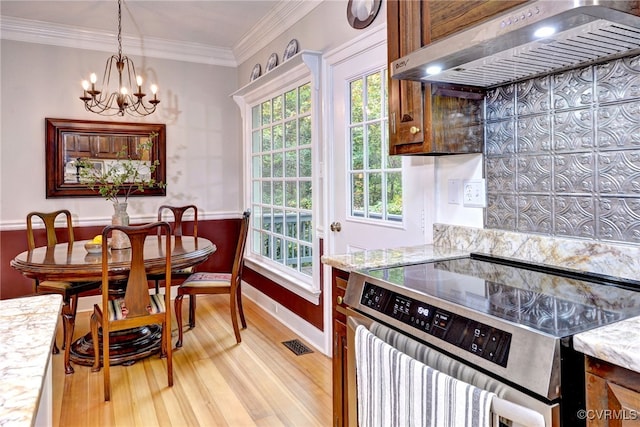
[282,339,313,356]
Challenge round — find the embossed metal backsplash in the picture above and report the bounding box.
[484,54,640,244]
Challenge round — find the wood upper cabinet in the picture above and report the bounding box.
[387,0,527,155]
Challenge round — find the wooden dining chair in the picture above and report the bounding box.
[150,204,199,293]
[175,209,250,346]
[26,209,100,374]
[90,222,173,401]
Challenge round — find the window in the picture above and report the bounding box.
[348,69,403,221]
[250,83,313,277]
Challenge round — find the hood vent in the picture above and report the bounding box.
[391,1,640,88]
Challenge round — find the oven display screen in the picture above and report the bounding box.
[361,282,511,367]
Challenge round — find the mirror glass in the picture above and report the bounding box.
[45,118,166,198]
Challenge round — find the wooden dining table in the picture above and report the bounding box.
[11,235,216,368]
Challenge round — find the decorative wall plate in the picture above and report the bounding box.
[283,39,299,61]
[347,0,381,29]
[250,63,261,81]
[266,53,279,72]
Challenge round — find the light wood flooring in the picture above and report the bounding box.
[52,295,332,426]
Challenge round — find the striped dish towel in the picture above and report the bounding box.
[355,325,495,427]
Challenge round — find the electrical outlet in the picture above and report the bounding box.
[463,179,486,207]
[448,179,460,204]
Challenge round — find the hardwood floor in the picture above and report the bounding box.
[52,295,332,426]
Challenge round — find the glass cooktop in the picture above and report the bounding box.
[362,255,640,337]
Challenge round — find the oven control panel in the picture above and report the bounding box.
[361,282,512,367]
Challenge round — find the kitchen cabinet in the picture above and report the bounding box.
[386,0,526,155]
[332,268,350,427]
[585,356,640,426]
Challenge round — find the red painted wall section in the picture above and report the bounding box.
[0,218,323,331]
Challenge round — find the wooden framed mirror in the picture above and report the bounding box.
[45,118,166,198]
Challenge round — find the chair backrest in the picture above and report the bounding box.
[102,222,172,318]
[157,205,198,238]
[231,210,251,284]
[26,210,74,250]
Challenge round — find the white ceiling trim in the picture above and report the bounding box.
[0,16,237,66]
[233,0,323,65]
[0,1,322,68]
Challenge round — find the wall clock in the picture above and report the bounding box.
[346,0,381,29]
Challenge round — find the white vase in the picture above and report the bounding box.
[111,202,131,249]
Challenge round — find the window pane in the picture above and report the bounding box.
[285,181,298,208]
[274,209,284,234]
[252,105,260,128]
[300,214,312,242]
[350,79,363,124]
[273,152,283,177]
[273,124,284,150]
[285,89,297,118]
[386,129,401,168]
[262,128,272,151]
[273,95,283,121]
[299,116,311,146]
[285,120,297,148]
[351,126,364,170]
[299,148,312,177]
[366,72,382,121]
[261,232,271,257]
[368,172,382,216]
[252,130,261,153]
[274,237,284,263]
[299,84,311,114]
[285,150,297,177]
[299,180,312,209]
[351,173,364,215]
[262,181,272,204]
[273,180,283,205]
[262,100,271,125]
[262,207,272,230]
[253,181,261,203]
[387,171,403,217]
[252,155,261,177]
[261,154,271,178]
[287,240,298,269]
[286,212,298,238]
[367,123,382,169]
[300,244,312,276]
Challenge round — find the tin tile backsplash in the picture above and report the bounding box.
[485,54,640,244]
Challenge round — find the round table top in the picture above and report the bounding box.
[11,236,216,282]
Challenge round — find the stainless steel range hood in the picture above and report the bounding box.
[391,1,640,88]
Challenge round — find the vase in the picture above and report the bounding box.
[111,202,131,249]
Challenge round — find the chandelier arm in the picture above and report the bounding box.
[79,0,160,117]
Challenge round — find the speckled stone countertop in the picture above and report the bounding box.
[574,317,640,373]
[321,244,470,271]
[0,294,62,426]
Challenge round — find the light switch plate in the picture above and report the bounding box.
[463,179,486,207]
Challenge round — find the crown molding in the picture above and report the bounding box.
[232,0,323,66]
[1,1,321,67]
[0,16,237,66]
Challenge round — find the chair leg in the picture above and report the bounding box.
[188,295,196,329]
[90,307,101,372]
[237,283,247,329]
[102,318,111,401]
[174,295,184,348]
[230,292,242,344]
[61,295,78,374]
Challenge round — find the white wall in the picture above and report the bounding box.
[434,154,485,228]
[0,40,242,228]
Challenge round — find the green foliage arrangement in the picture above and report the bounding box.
[77,132,165,204]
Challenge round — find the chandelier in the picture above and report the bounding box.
[80,0,160,117]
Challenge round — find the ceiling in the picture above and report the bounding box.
[0,0,316,65]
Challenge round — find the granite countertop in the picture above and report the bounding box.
[321,244,470,271]
[0,294,62,426]
[573,316,640,374]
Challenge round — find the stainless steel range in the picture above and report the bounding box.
[344,253,640,426]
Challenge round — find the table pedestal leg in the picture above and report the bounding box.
[69,325,162,367]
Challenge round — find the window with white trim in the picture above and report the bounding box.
[250,82,313,277]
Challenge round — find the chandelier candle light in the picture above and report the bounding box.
[80,0,160,117]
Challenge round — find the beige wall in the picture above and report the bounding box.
[0,40,242,227]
